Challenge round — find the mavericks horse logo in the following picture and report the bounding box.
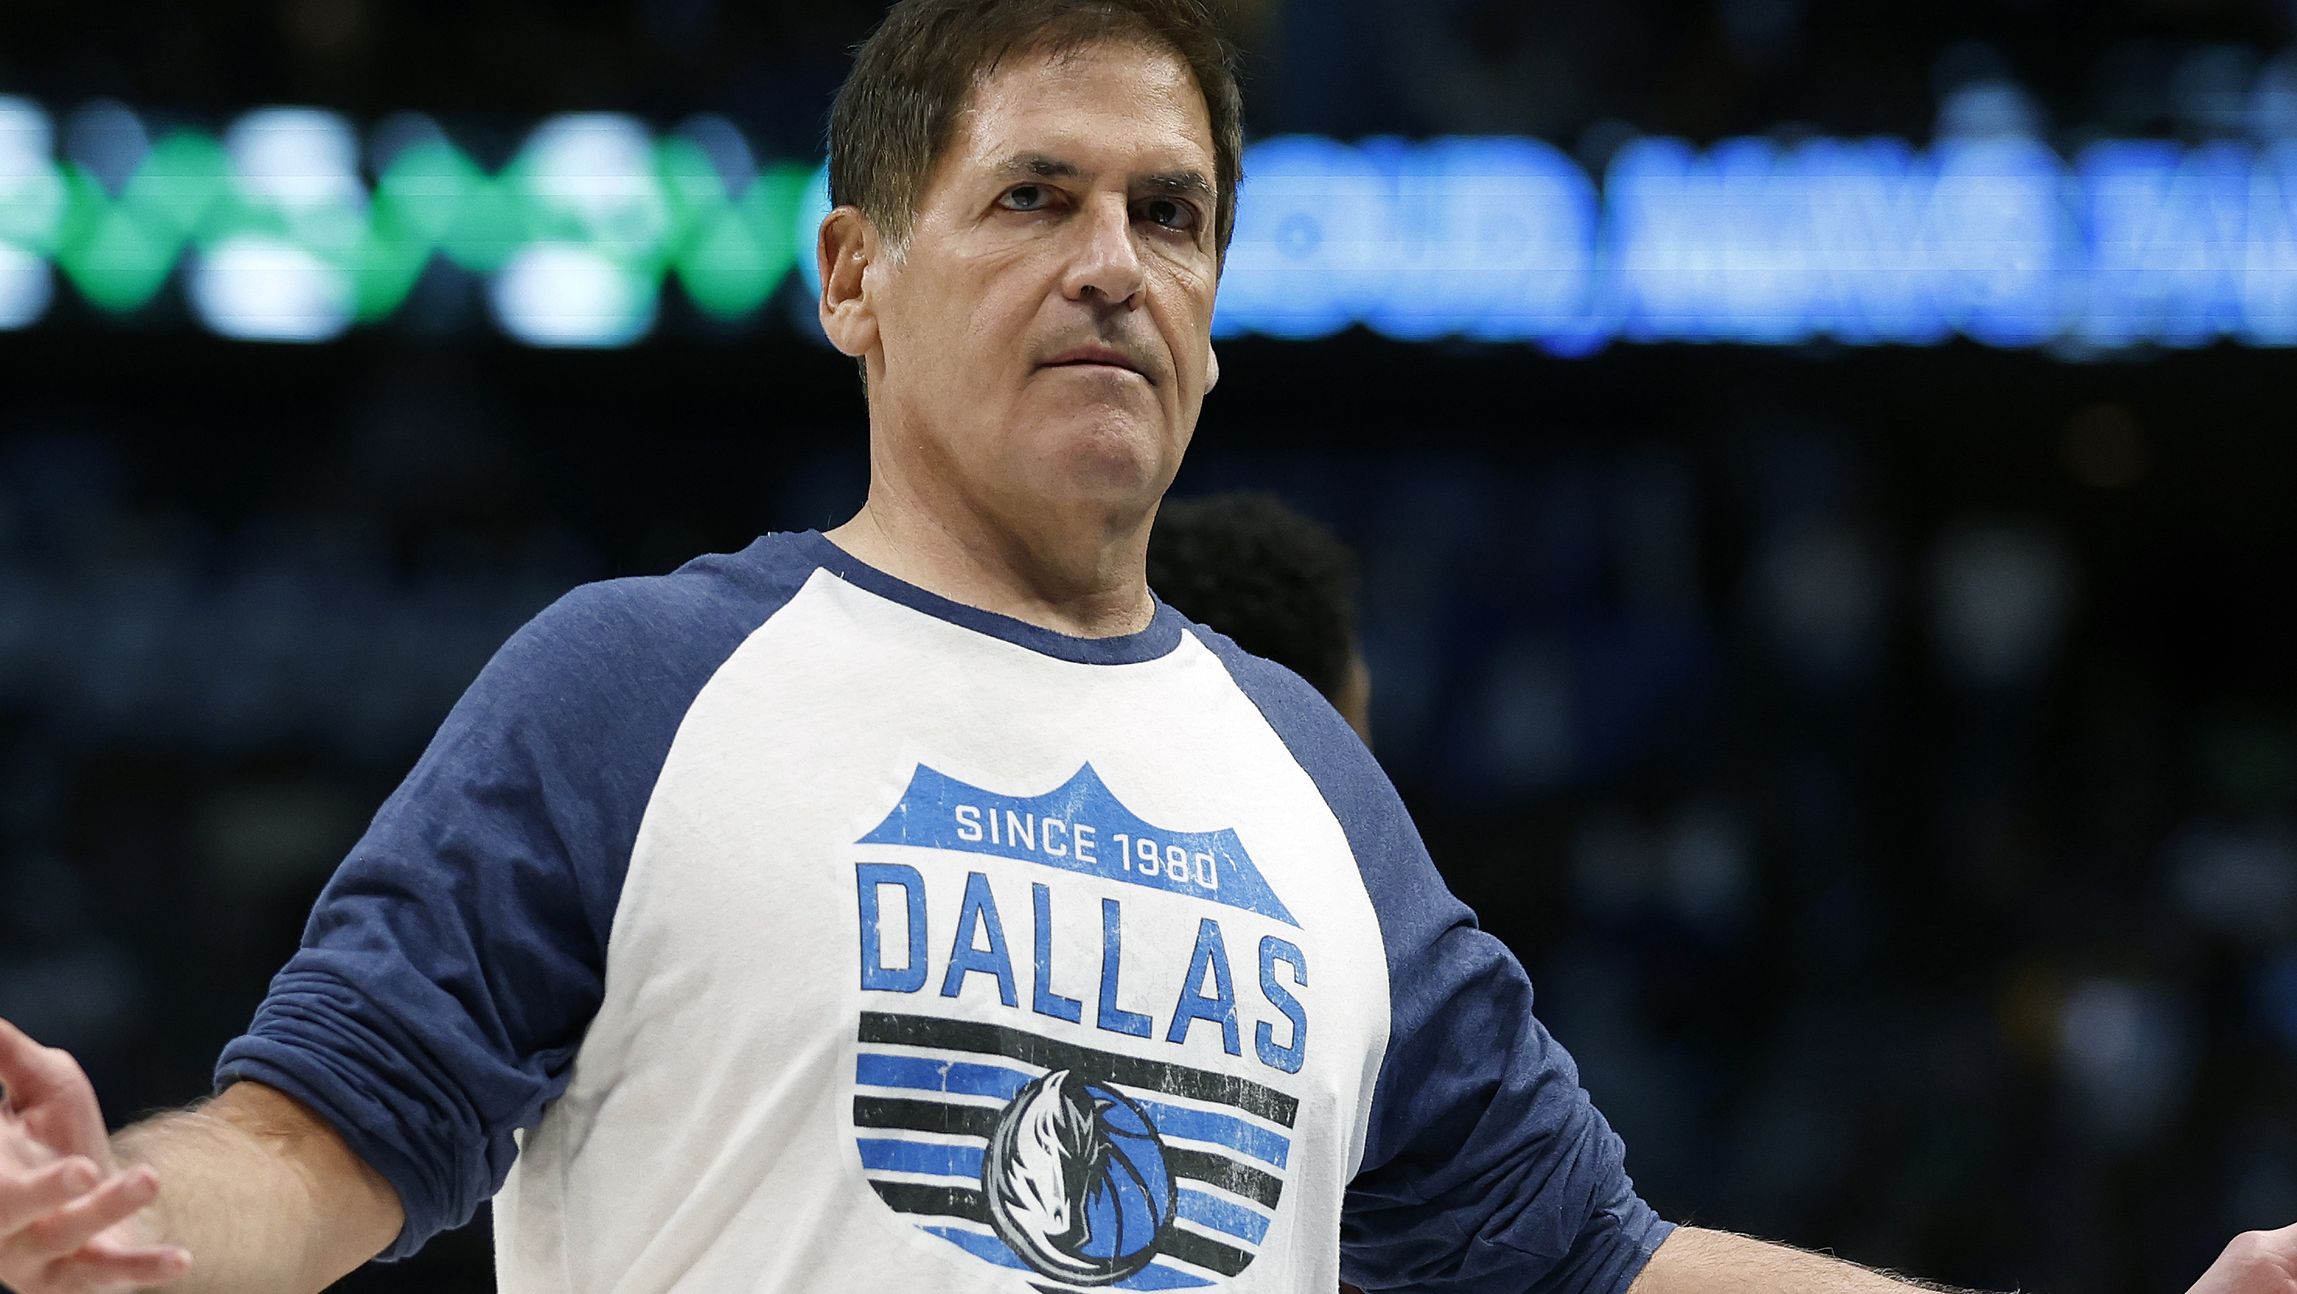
[983,1071,1176,1285]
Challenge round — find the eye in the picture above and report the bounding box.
[1139,197,1200,232]
[1000,184,1052,212]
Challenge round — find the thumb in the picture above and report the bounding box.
[0,1018,111,1162]
[0,1018,66,1102]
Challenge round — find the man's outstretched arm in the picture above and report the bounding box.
[1631,1228,1998,1293]
[111,1082,405,1293]
[0,1018,402,1294]
[1632,1222,2297,1294]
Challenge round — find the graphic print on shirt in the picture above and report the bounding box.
[850,764,1308,1291]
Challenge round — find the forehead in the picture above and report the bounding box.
[943,40,1216,179]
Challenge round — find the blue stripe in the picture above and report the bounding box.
[920,1227,1214,1289]
[857,1139,985,1179]
[1175,1188,1271,1245]
[1134,1099,1291,1169]
[856,1053,1034,1101]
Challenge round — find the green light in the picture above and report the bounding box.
[375,140,482,245]
[0,160,66,254]
[440,173,530,274]
[0,102,834,339]
[680,207,774,319]
[131,131,233,242]
[65,206,176,312]
[655,140,813,314]
[352,213,432,322]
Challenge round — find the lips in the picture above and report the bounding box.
[1042,345,1149,380]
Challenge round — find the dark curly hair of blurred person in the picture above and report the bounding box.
[1149,492,1371,741]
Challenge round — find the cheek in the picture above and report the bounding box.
[950,285,1042,380]
[1166,259,1219,324]
[1160,276,1220,383]
[884,261,1000,363]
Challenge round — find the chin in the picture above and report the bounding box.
[1033,415,1172,507]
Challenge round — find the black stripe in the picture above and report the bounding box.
[1161,1227,1255,1278]
[871,1181,1258,1280]
[858,1012,1299,1126]
[854,1095,1000,1138]
[1164,1146,1284,1208]
[871,1180,989,1223]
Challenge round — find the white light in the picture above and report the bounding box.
[0,98,64,254]
[0,96,53,166]
[489,242,655,347]
[189,236,354,342]
[0,244,52,328]
[518,114,669,257]
[224,107,363,212]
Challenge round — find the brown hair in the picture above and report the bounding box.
[829,0,1245,260]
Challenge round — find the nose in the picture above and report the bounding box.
[1060,195,1145,307]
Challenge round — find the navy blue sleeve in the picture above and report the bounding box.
[1191,626,1674,1294]
[214,545,805,1260]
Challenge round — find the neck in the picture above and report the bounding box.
[826,490,1158,641]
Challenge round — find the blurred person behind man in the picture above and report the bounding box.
[1148,491,1372,743]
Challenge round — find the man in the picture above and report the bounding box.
[0,2,2290,1291]
[1148,491,1372,743]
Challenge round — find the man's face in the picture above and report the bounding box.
[849,41,1222,531]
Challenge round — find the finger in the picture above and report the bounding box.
[0,1156,102,1234]
[0,1116,65,1171]
[14,1168,160,1261]
[57,1237,195,1290]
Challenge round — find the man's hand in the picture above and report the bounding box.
[0,1017,194,1292]
[2189,1224,2297,1294]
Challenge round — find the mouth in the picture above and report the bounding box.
[1041,345,1150,383]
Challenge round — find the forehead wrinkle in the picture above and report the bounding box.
[958,46,1213,156]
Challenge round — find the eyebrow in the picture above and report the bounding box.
[1139,169,1216,205]
[992,152,1083,183]
[989,152,1215,205]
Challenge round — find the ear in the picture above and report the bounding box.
[817,206,881,360]
[1205,340,1221,393]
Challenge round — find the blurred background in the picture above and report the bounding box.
[4,0,2296,1290]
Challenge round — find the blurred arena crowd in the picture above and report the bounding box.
[4,1,2297,1292]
